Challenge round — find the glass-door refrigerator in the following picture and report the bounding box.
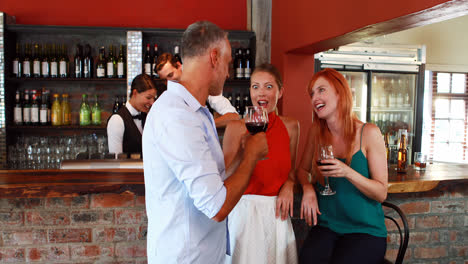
[314,43,425,163]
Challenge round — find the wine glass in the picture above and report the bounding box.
[318,144,336,196]
[244,106,268,135]
[244,106,269,160]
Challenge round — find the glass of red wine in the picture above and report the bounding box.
[245,106,269,160]
[318,144,336,196]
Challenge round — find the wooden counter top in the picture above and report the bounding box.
[0,162,467,197]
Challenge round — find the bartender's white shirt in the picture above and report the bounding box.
[107,102,143,154]
[207,94,236,115]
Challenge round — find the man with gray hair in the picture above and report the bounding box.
[143,21,268,263]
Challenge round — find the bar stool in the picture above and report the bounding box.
[382,201,409,264]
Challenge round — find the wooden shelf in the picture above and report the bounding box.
[7,125,106,132]
[6,77,127,83]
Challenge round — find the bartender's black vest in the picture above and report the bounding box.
[115,107,146,155]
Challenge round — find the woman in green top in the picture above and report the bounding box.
[298,68,388,264]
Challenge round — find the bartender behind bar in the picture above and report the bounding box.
[156,52,239,127]
[107,74,157,156]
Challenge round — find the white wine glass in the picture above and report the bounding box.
[318,144,336,196]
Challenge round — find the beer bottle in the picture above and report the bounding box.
[384,133,390,165]
[397,134,407,173]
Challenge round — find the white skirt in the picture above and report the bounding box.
[225,194,298,264]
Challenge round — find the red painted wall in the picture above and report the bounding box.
[0,0,246,30]
[271,0,452,160]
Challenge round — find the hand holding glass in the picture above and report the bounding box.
[318,145,336,196]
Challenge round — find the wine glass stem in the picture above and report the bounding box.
[325,176,331,189]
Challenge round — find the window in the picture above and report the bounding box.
[427,72,468,163]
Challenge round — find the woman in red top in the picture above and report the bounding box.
[223,63,299,264]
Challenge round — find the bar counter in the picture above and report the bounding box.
[0,162,466,198]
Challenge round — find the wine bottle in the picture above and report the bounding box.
[39,90,49,126]
[83,44,93,78]
[13,43,22,78]
[61,94,71,125]
[41,44,50,78]
[23,90,31,125]
[22,44,32,78]
[144,44,152,76]
[152,44,159,78]
[50,44,58,78]
[13,90,23,125]
[32,44,41,78]
[91,94,102,125]
[107,45,116,78]
[79,94,91,126]
[30,90,40,125]
[174,45,182,64]
[235,48,244,79]
[74,45,83,78]
[117,45,125,79]
[244,48,252,79]
[59,44,69,78]
[112,96,120,114]
[96,46,106,78]
[51,93,62,126]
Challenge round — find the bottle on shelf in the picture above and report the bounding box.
[13,90,23,125]
[74,44,83,78]
[51,93,62,126]
[235,94,241,114]
[244,48,252,79]
[120,95,126,109]
[112,96,120,114]
[144,44,152,76]
[41,44,50,78]
[79,94,91,126]
[96,46,106,78]
[92,94,102,125]
[32,43,41,78]
[13,43,22,78]
[107,45,116,78]
[23,90,31,125]
[83,44,93,78]
[397,129,408,173]
[235,48,244,79]
[31,90,40,125]
[50,44,58,78]
[174,45,182,64]
[59,44,69,78]
[152,44,159,78]
[117,44,126,79]
[39,90,49,126]
[384,133,390,164]
[22,43,32,78]
[61,94,71,125]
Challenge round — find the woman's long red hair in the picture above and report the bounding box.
[307,68,359,184]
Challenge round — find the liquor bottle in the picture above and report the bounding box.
[39,90,49,126]
[50,44,58,78]
[79,94,91,126]
[397,133,408,173]
[244,48,252,79]
[152,44,159,78]
[174,45,182,64]
[96,46,106,78]
[143,44,152,76]
[59,44,69,78]
[112,96,120,114]
[235,49,244,79]
[13,90,23,125]
[32,44,41,78]
[106,45,116,78]
[13,43,22,78]
[23,90,32,125]
[61,94,71,125]
[91,95,102,125]
[117,44,125,79]
[22,44,32,78]
[30,90,40,125]
[41,44,50,78]
[74,45,83,78]
[83,44,93,78]
[51,93,62,126]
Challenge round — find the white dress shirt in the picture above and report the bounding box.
[107,102,143,154]
[207,94,236,115]
[143,81,228,264]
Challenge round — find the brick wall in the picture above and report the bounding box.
[0,192,147,264]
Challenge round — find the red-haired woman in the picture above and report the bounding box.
[298,68,388,264]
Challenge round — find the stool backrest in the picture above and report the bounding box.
[382,201,409,264]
